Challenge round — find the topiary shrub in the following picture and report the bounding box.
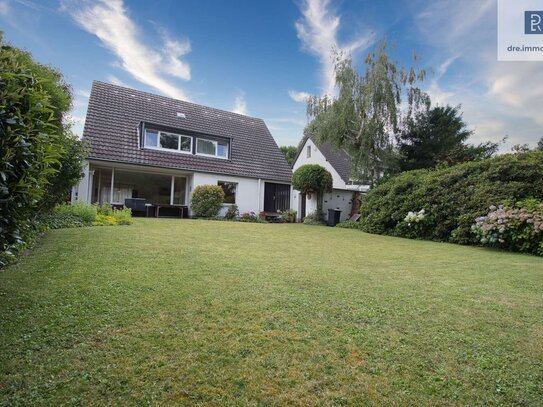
[292,164,333,213]
[191,185,225,217]
[358,151,543,244]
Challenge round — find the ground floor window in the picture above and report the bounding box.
[218,181,237,204]
[91,167,187,205]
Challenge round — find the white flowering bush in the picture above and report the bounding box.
[395,209,428,238]
[404,209,426,225]
[472,200,543,256]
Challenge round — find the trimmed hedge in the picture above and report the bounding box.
[190,185,225,218]
[358,151,543,244]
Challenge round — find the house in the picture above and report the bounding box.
[73,81,292,217]
[291,134,369,222]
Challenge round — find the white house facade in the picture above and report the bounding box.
[291,135,369,222]
[72,82,292,217]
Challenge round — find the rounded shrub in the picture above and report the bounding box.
[359,151,543,244]
[293,164,333,214]
[190,185,225,218]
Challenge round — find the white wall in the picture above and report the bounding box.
[291,188,354,222]
[293,138,349,190]
[191,172,261,216]
[322,189,355,221]
[291,139,359,221]
[72,160,90,203]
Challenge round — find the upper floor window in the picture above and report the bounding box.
[145,129,192,153]
[196,138,229,158]
[306,145,311,158]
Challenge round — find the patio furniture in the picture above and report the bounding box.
[155,204,187,218]
[124,198,147,216]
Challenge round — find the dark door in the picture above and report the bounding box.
[300,193,306,220]
[264,183,290,212]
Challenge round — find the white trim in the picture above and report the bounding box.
[110,168,115,204]
[196,138,229,159]
[170,176,175,205]
[144,129,193,155]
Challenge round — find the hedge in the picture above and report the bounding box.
[358,151,543,245]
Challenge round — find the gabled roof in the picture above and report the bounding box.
[83,81,292,182]
[295,134,354,183]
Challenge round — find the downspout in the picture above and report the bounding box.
[257,178,262,212]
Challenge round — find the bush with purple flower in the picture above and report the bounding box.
[472,199,543,256]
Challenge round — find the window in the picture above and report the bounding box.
[144,129,192,153]
[306,145,311,158]
[196,138,229,158]
[218,181,236,204]
[145,130,158,147]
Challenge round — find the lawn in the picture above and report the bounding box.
[1,219,542,406]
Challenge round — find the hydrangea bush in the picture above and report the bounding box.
[472,201,543,256]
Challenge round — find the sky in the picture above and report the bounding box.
[0,0,541,150]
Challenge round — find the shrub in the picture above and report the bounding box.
[473,201,543,256]
[93,214,118,226]
[303,210,325,225]
[239,211,265,223]
[225,204,239,220]
[292,165,333,212]
[40,212,88,230]
[95,203,133,225]
[0,34,85,264]
[358,151,543,244]
[336,220,361,229]
[55,202,97,224]
[191,185,225,218]
[280,209,297,223]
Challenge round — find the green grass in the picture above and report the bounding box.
[1,219,542,406]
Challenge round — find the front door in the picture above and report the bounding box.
[300,193,306,220]
[264,182,290,212]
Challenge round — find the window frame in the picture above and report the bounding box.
[218,180,237,204]
[196,138,229,159]
[306,145,311,158]
[144,129,193,155]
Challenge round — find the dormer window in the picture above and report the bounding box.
[196,138,229,159]
[144,129,192,153]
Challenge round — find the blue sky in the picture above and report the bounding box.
[0,0,541,149]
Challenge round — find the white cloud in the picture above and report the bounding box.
[412,0,543,149]
[295,0,372,97]
[107,74,127,87]
[288,90,311,103]
[0,0,9,15]
[63,0,191,100]
[75,89,90,98]
[232,94,248,115]
[488,63,543,125]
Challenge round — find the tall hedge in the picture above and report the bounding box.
[359,151,543,244]
[0,34,85,263]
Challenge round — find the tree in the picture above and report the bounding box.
[536,137,543,151]
[280,145,297,166]
[397,105,499,170]
[306,40,430,186]
[0,33,85,262]
[292,164,333,215]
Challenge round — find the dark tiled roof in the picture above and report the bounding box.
[83,81,292,182]
[296,134,353,183]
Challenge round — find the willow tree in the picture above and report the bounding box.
[306,41,430,186]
